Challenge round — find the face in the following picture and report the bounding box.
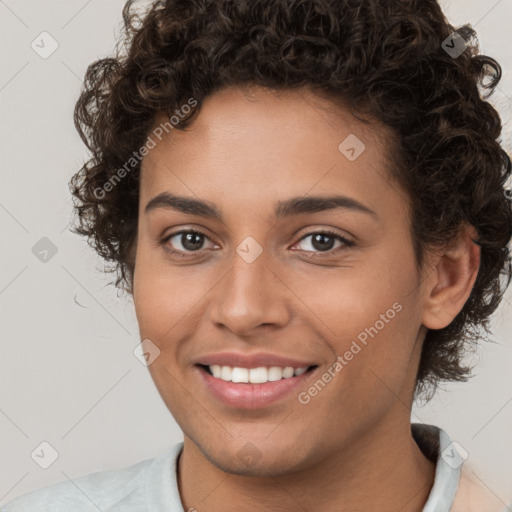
[133,86,430,476]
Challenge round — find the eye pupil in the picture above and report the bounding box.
[312,233,335,251]
[182,232,203,251]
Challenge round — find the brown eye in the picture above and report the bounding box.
[295,231,354,253]
[163,229,216,253]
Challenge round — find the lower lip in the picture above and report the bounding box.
[197,366,316,409]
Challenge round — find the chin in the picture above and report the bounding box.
[195,436,315,477]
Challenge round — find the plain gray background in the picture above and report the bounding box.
[1,0,511,505]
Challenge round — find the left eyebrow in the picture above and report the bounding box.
[144,192,378,220]
[274,195,378,220]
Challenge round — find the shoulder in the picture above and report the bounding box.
[1,448,177,512]
[451,465,512,512]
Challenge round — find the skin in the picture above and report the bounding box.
[132,85,480,512]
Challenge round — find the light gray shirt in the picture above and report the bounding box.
[2,423,510,511]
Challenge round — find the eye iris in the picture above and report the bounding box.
[182,232,203,251]
[312,233,335,251]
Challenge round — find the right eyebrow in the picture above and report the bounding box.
[145,192,221,219]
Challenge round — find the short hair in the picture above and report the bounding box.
[70,0,512,398]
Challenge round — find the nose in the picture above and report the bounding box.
[208,250,291,336]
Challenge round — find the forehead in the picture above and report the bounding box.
[139,86,403,213]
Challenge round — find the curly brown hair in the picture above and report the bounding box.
[70,0,512,398]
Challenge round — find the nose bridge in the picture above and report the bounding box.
[211,246,288,333]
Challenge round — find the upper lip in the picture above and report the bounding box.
[195,352,317,369]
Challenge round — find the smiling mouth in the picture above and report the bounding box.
[198,364,318,384]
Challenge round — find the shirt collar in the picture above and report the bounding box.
[412,422,463,511]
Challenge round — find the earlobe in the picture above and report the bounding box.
[422,225,481,330]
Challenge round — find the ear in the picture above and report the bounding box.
[421,225,481,330]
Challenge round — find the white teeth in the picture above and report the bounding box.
[221,366,231,381]
[267,366,284,381]
[231,367,249,383]
[282,367,294,378]
[207,365,310,383]
[249,367,268,383]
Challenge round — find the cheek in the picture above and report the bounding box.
[308,255,415,331]
[133,274,207,348]
[133,236,208,339]
[311,251,422,386]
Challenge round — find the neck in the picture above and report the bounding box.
[177,414,435,512]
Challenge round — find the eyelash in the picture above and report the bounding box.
[160,228,354,258]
